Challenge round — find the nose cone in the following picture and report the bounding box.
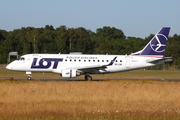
[6,63,13,70]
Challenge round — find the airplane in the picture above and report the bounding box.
[6,27,173,80]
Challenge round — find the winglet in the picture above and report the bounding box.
[107,56,117,66]
[132,27,170,57]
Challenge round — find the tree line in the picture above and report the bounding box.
[0,25,180,69]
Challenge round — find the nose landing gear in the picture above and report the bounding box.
[26,72,32,80]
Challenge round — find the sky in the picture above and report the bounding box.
[0,0,180,38]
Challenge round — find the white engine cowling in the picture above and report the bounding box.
[61,69,80,78]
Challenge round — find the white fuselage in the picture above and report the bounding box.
[6,54,163,74]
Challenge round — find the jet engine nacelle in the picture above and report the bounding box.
[61,69,80,78]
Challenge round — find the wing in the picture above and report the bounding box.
[75,56,117,73]
[52,57,117,74]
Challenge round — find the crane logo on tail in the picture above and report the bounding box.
[150,34,167,53]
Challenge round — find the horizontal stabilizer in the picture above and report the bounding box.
[146,57,173,63]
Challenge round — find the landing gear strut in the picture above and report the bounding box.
[84,74,92,81]
[26,72,32,80]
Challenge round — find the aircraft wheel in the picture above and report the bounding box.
[27,76,32,80]
[85,75,92,81]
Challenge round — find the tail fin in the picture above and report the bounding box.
[132,27,170,57]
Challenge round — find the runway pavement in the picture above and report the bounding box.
[1,77,180,82]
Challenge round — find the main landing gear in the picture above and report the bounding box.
[26,72,32,80]
[84,74,92,81]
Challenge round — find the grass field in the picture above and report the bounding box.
[0,66,180,119]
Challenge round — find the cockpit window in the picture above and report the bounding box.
[19,57,25,61]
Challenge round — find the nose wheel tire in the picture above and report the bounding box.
[27,76,32,80]
[85,75,92,81]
